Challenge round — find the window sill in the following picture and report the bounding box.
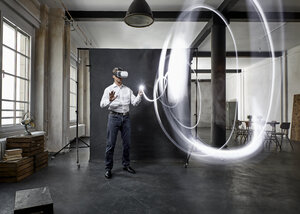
[0,125,34,138]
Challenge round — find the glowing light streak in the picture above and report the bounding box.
[150,2,276,163]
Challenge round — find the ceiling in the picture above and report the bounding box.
[41,0,300,69]
[43,0,223,11]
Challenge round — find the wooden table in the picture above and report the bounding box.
[267,121,280,132]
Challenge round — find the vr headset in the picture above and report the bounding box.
[114,67,128,79]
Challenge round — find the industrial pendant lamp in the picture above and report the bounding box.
[124,0,154,28]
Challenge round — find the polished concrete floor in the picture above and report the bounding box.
[1,138,300,214]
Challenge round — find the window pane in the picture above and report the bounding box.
[16,102,29,114]
[70,94,76,107]
[70,107,76,121]
[17,32,29,56]
[16,110,25,117]
[17,54,28,78]
[16,118,22,124]
[70,80,76,93]
[1,111,14,117]
[2,75,15,100]
[70,66,77,79]
[16,102,24,111]
[2,119,14,126]
[2,101,14,109]
[3,22,16,49]
[16,78,29,102]
[2,46,16,75]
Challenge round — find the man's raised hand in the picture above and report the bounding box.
[109,91,117,102]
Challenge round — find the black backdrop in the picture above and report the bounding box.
[89,49,187,161]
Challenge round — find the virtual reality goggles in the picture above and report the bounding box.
[113,67,128,79]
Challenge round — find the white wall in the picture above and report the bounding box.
[243,57,282,125]
[191,81,212,128]
[226,73,243,119]
[287,46,300,124]
[226,58,282,124]
[225,44,300,134]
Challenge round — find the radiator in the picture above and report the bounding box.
[69,124,86,141]
[0,138,6,160]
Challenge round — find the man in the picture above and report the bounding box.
[100,67,142,179]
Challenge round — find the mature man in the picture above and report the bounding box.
[100,67,142,179]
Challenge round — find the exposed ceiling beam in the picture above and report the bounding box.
[66,11,213,22]
[192,51,283,57]
[190,0,240,48]
[228,11,300,22]
[67,11,300,22]
[191,79,211,82]
[192,69,241,73]
[190,20,212,49]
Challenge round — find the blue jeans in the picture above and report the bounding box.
[105,113,131,170]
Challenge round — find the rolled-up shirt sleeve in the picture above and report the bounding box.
[130,90,142,106]
[100,88,110,108]
[100,87,121,109]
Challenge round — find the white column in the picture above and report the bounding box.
[34,4,48,131]
[47,8,67,152]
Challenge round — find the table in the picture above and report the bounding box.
[267,121,280,132]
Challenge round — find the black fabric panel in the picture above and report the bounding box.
[89,49,186,161]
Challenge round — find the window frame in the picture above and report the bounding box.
[1,19,31,127]
[69,53,78,124]
[0,7,35,135]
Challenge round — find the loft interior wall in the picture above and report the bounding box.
[191,81,212,128]
[287,45,300,125]
[243,57,282,125]
[225,43,300,133]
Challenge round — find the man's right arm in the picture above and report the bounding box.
[100,88,110,108]
[100,88,120,108]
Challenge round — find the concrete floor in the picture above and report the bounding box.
[1,138,300,214]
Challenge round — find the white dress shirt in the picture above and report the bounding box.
[100,83,142,113]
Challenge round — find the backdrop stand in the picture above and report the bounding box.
[185,48,198,168]
[51,48,90,168]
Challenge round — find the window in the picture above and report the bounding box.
[70,63,77,123]
[1,19,31,127]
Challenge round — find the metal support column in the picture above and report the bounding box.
[211,15,226,147]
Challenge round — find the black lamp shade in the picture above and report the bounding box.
[124,0,154,28]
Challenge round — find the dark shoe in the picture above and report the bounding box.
[123,166,136,174]
[105,170,112,179]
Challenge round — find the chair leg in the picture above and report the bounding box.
[265,139,271,151]
[269,139,273,151]
[265,140,270,151]
[264,134,271,151]
[286,136,294,151]
[275,135,282,151]
[242,134,245,144]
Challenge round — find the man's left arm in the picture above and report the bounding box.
[130,89,142,106]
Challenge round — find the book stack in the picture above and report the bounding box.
[3,149,23,162]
